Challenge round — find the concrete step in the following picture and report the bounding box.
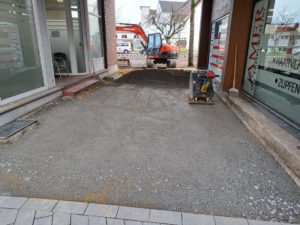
[60,75,94,90]
[63,79,101,97]
[0,87,63,127]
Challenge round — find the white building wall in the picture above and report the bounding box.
[116,32,138,39]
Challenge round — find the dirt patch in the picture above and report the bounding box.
[114,69,190,89]
[0,172,25,193]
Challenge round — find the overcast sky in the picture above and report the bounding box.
[272,0,300,23]
[115,0,186,24]
[115,0,158,24]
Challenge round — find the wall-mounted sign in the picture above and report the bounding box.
[254,70,300,98]
[265,55,300,74]
[243,0,268,95]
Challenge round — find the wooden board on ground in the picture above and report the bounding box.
[187,94,214,105]
[117,58,131,67]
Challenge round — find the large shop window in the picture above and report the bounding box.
[208,15,229,79]
[0,0,44,101]
[243,0,300,125]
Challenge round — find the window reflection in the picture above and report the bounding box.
[0,0,44,100]
[243,0,300,126]
[264,0,300,79]
[208,16,229,79]
[87,0,104,71]
[87,0,99,15]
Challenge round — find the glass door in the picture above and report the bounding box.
[45,0,87,75]
[71,0,86,73]
[45,0,71,73]
[87,0,104,72]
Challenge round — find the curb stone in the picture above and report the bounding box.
[0,196,298,224]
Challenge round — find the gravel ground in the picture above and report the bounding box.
[0,69,299,223]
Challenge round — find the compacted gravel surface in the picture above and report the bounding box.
[0,69,299,223]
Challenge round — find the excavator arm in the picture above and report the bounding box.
[116,23,148,43]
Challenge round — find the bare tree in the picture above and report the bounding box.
[275,7,300,25]
[145,7,189,43]
[272,7,300,51]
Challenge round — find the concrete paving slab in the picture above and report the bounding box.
[88,216,106,225]
[22,198,58,211]
[54,200,87,214]
[0,208,18,224]
[149,209,182,225]
[0,196,299,225]
[15,209,35,225]
[85,203,118,218]
[117,206,150,221]
[107,218,125,225]
[215,216,248,225]
[0,197,27,209]
[34,216,53,225]
[142,223,160,225]
[71,214,88,225]
[124,220,143,225]
[35,211,53,219]
[53,212,70,225]
[182,213,215,225]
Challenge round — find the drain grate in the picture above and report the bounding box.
[0,120,37,140]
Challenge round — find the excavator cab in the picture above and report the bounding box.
[146,33,178,68]
[147,33,162,57]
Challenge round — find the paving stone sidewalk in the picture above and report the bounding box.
[0,196,298,225]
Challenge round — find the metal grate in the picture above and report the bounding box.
[0,120,37,140]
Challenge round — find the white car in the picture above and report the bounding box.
[116,42,132,54]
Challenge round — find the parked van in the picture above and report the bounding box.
[116,42,132,54]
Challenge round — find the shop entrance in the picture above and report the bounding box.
[45,0,87,76]
[242,0,300,126]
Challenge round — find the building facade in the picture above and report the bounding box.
[198,0,300,127]
[0,0,117,126]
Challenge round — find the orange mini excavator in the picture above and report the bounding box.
[116,23,179,68]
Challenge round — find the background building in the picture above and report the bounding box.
[139,0,201,53]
